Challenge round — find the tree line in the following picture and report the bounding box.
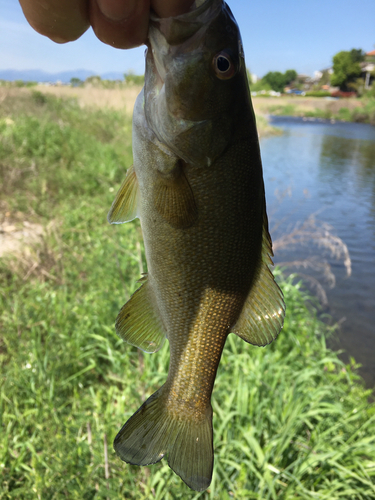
[251,47,375,96]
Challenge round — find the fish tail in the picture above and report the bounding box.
[114,386,213,492]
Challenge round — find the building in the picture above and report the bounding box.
[362,51,375,89]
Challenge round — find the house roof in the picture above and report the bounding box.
[366,50,375,56]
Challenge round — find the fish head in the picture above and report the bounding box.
[144,0,248,167]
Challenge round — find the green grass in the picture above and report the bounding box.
[1,91,375,499]
[267,104,297,117]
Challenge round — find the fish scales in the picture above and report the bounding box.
[143,147,262,407]
[108,0,285,491]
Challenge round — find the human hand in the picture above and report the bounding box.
[19,0,195,49]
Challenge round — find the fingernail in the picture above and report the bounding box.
[96,0,136,22]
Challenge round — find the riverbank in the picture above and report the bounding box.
[1,85,375,499]
[252,96,375,125]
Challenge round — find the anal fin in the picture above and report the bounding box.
[116,275,166,353]
[108,165,139,224]
[232,210,285,346]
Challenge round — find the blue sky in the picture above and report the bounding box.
[1,0,374,78]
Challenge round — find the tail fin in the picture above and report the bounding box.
[114,387,213,492]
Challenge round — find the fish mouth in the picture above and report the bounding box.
[149,0,221,46]
[144,0,224,165]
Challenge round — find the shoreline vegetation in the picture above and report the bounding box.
[1,85,374,137]
[253,96,375,127]
[1,88,375,498]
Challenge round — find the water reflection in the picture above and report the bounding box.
[264,117,375,387]
[320,133,375,220]
[320,134,356,166]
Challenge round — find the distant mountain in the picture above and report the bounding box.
[0,69,126,83]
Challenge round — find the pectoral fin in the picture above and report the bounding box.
[232,210,285,346]
[116,275,167,353]
[108,165,139,224]
[154,162,198,229]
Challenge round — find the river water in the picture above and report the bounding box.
[261,117,375,388]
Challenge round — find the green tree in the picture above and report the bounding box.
[284,69,297,85]
[262,71,286,92]
[350,48,365,63]
[85,75,102,86]
[123,72,144,85]
[262,69,298,92]
[70,77,83,87]
[331,49,363,91]
[249,79,272,92]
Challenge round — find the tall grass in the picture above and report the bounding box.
[1,91,374,499]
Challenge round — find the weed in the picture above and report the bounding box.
[273,215,351,306]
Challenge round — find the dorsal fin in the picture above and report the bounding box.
[108,165,139,224]
[231,210,285,346]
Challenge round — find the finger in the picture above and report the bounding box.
[151,0,195,17]
[90,0,150,49]
[19,0,90,43]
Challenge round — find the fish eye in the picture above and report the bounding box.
[213,51,236,80]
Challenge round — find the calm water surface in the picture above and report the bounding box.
[262,117,375,388]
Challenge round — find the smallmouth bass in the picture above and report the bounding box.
[108,0,285,491]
